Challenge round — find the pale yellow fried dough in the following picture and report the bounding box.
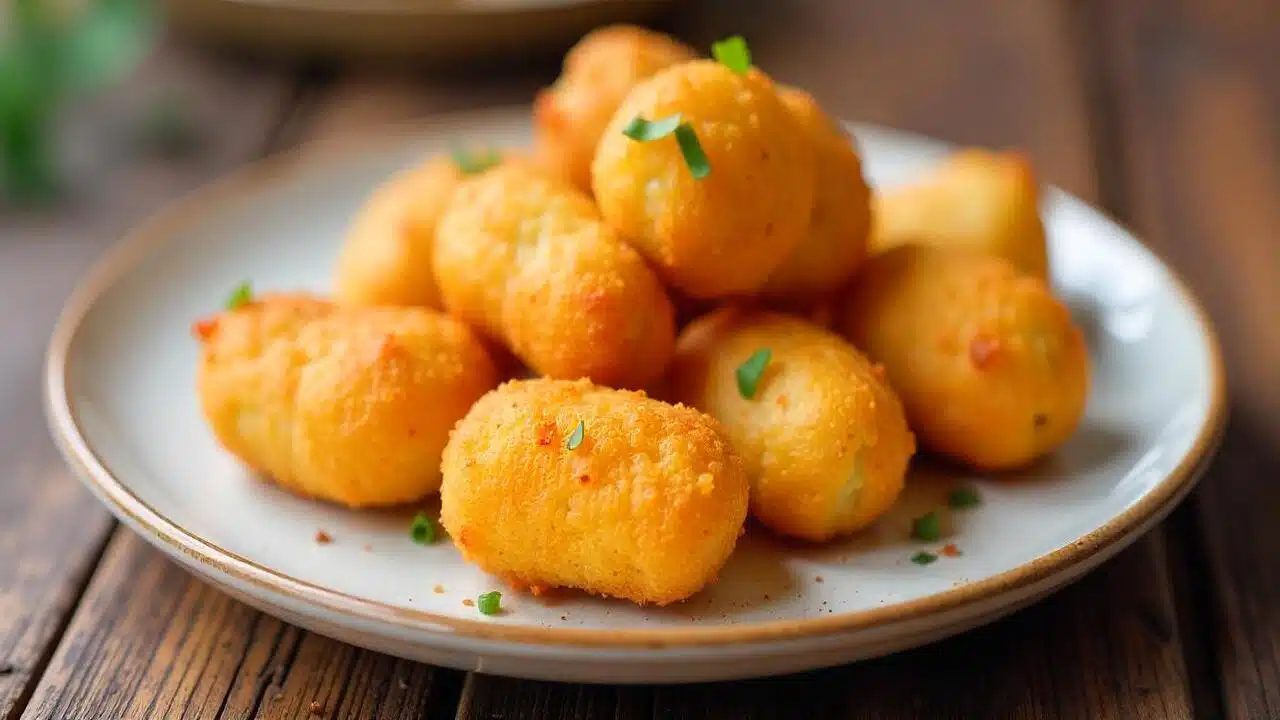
[534,24,696,193]
[194,294,498,507]
[870,148,1050,278]
[840,246,1088,470]
[592,61,815,298]
[669,309,914,542]
[440,378,749,605]
[762,87,872,296]
[434,164,675,389]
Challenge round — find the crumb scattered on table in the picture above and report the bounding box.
[815,575,824,583]
[314,530,332,544]
[462,598,475,607]
[309,700,324,715]
[434,584,446,594]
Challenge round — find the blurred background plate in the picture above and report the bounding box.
[164,0,674,62]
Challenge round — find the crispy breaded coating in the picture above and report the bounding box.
[840,246,1088,470]
[195,294,499,507]
[433,164,675,389]
[440,378,749,605]
[762,88,872,296]
[335,151,546,309]
[534,25,696,192]
[870,148,1049,278]
[592,61,815,298]
[669,309,914,542]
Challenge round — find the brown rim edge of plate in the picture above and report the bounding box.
[43,108,1230,651]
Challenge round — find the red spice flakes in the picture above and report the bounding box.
[535,421,557,446]
[462,598,475,607]
[870,363,888,382]
[815,575,824,583]
[314,530,332,545]
[969,333,1001,369]
[433,585,446,594]
[775,394,789,409]
[191,318,218,341]
[578,474,591,485]
[941,543,962,558]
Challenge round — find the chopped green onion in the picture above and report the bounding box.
[622,113,682,141]
[948,486,982,509]
[477,591,502,615]
[911,551,938,566]
[712,35,752,74]
[410,513,437,544]
[912,512,942,542]
[566,420,585,450]
[674,124,711,179]
[622,115,710,179]
[225,281,253,311]
[451,147,502,175]
[736,348,772,399]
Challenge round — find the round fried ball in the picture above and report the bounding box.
[194,294,498,507]
[840,246,1088,470]
[592,60,815,298]
[334,150,541,309]
[534,24,695,192]
[440,378,749,605]
[668,309,914,542]
[434,163,675,388]
[870,148,1049,278]
[761,87,872,296]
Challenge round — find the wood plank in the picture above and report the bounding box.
[0,36,295,720]
[458,0,1197,715]
[1098,0,1280,717]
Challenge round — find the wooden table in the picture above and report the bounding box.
[2,1,1277,717]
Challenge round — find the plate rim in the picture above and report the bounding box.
[43,106,1229,650]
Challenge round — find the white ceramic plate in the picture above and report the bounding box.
[45,106,1225,684]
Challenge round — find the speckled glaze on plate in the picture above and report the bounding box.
[45,106,1225,684]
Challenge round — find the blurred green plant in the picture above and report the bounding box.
[0,0,156,200]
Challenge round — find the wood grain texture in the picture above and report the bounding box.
[0,37,293,720]
[1097,0,1280,716]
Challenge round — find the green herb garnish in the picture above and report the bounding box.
[566,420,585,450]
[711,36,752,74]
[674,123,711,179]
[410,513,437,544]
[912,511,942,542]
[477,591,502,615]
[948,486,982,509]
[911,551,938,566]
[622,114,710,179]
[451,147,502,175]
[736,348,772,399]
[622,113,682,141]
[225,281,253,311]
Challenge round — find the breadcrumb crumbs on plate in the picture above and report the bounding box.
[314,530,332,544]
[434,585,446,594]
[815,575,824,583]
[462,599,475,607]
